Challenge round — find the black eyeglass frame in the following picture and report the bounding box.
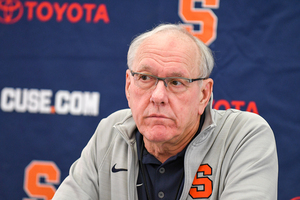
[130,70,208,87]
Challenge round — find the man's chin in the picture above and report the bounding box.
[142,128,176,143]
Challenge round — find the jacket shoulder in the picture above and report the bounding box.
[214,109,270,127]
[104,108,132,123]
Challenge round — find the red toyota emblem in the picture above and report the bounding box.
[0,0,23,24]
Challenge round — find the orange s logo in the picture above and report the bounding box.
[23,160,61,200]
[178,0,219,45]
[189,164,213,199]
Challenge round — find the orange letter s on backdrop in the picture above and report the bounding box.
[24,160,61,200]
[179,0,219,45]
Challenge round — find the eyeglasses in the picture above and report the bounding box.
[130,70,208,93]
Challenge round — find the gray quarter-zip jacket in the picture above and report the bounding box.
[52,97,278,200]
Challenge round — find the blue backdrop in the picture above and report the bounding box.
[1,0,299,199]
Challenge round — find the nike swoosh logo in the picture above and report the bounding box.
[112,163,128,173]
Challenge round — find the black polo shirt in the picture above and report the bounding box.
[136,112,205,200]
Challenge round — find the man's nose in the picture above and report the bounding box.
[150,80,169,105]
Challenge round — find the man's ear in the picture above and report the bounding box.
[198,78,213,115]
[125,69,131,108]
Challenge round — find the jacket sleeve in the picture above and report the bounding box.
[52,127,100,200]
[220,112,278,200]
[51,109,134,200]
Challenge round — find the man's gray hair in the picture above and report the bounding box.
[127,24,214,78]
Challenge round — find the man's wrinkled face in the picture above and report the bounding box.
[126,31,211,146]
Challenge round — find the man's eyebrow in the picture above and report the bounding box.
[137,65,187,77]
[136,65,153,73]
[168,72,185,77]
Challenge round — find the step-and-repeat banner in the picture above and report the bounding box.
[1,0,299,199]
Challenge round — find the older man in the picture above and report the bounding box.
[53,24,278,200]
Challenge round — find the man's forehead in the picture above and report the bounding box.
[133,31,201,76]
[135,31,198,61]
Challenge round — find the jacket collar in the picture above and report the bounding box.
[202,93,216,131]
